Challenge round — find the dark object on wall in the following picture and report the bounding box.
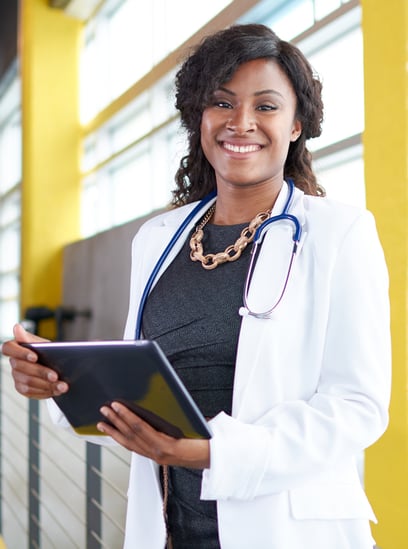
[0,0,18,82]
[23,305,91,340]
[49,0,71,8]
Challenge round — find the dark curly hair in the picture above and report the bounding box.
[172,23,325,206]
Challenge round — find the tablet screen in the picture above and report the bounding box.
[22,340,212,439]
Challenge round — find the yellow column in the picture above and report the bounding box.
[20,0,82,338]
[362,1,408,548]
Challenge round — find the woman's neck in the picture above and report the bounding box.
[211,183,284,225]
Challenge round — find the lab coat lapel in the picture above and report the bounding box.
[232,187,307,417]
[243,184,307,315]
[244,221,297,315]
[140,197,217,292]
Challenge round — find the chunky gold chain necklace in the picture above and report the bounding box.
[189,203,271,270]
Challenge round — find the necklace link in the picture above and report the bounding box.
[189,204,271,269]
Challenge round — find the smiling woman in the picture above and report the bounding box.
[199,59,302,223]
[173,24,324,207]
[2,23,391,549]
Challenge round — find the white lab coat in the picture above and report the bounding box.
[49,183,391,549]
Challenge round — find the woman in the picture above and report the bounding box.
[2,24,391,549]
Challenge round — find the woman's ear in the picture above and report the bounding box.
[290,119,302,142]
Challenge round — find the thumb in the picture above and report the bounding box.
[13,323,49,343]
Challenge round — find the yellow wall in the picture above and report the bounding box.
[362,0,408,547]
[20,0,82,338]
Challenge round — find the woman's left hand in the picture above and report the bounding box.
[97,401,210,469]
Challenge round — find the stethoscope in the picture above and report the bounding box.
[135,179,301,339]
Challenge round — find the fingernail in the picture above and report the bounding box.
[56,382,67,393]
[48,371,58,382]
[27,353,37,362]
[96,423,105,433]
[100,406,109,416]
[111,402,120,412]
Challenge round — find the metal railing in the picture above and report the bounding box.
[0,356,130,549]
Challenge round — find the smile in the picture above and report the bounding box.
[222,142,261,154]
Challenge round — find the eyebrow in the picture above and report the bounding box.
[217,86,284,99]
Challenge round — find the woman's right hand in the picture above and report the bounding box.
[1,323,69,399]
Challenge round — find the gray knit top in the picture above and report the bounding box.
[142,221,252,418]
[141,221,253,547]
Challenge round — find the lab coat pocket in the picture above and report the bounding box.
[289,483,377,522]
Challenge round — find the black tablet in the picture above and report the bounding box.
[22,340,212,439]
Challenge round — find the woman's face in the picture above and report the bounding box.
[200,58,302,191]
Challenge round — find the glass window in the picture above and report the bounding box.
[314,0,341,20]
[0,300,19,340]
[80,70,179,236]
[0,112,21,194]
[0,272,19,298]
[304,27,364,151]
[82,71,176,175]
[110,100,151,154]
[81,174,102,237]
[79,0,364,241]
[80,119,179,237]
[314,146,365,207]
[240,0,315,41]
[106,1,154,100]
[0,217,20,273]
[158,0,233,57]
[110,144,152,226]
[267,0,314,40]
[0,70,21,341]
[80,24,104,123]
[80,0,233,123]
[0,211,21,340]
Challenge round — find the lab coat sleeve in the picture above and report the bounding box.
[123,233,143,340]
[201,211,391,499]
[123,220,163,340]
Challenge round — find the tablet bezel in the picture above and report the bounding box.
[21,339,212,439]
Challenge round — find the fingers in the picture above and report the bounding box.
[13,323,48,344]
[97,403,160,457]
[1,323,48,362]
[10,358,68,399]
[1,325,68,400]
[2,339,37,363]
[97,402,210,468]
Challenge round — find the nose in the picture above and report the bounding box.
[226,106,256,134]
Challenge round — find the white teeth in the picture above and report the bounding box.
[223,142,260,153]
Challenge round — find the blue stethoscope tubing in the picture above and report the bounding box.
[134,180,301,338]
[134,190,216,339]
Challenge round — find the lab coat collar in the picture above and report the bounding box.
[161,180,306,229]
[146,181,307,298]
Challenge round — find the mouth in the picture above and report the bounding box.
[221,141,262,154]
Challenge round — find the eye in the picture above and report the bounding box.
[256,104,278,112]
[213,100,233,109]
